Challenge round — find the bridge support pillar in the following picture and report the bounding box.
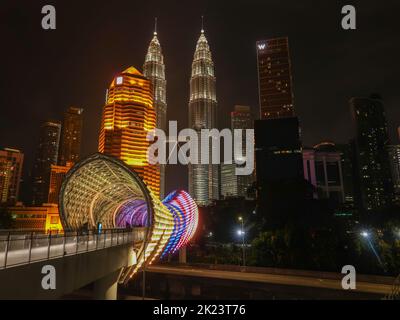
[93,268,122,300]
[179,247,187,264]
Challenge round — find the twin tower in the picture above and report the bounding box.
[99,21,218,206]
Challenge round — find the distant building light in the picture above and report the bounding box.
[258,43,266,50]
[116,76,123,85]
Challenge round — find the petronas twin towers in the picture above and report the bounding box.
[144,20,218,206]
[143,23,167,199]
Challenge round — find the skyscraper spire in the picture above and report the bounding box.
[144,21,167,199]
[201,15,204,33]
[188,26,218,206]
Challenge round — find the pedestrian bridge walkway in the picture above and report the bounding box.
[0,228,143,299]
[0,228,144,270]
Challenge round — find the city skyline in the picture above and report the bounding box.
[1,0,400,302]
[1,0,400,194]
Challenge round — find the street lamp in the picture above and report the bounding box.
[238,216,245,267]
[360,231,370,238]
[359,229,386,272]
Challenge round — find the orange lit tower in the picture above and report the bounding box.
[98,66,160,197]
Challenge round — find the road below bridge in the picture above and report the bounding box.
[121,264,395,299]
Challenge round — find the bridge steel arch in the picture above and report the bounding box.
[59,153,178,283]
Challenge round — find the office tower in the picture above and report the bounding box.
[58,106,83,165]
[254,117,304,221]
[48,161,73,204]
[255,117,303,183]
[188,27,218,206]
[32,120,61,205]
[143,20,167,199]
[303,142,345,203]
[256,37,295,120]
[0,148,24,205]
[350,94,393,211]
[220,164,237,198]
[221,105,254,198]
[336,142,356,203]
[387,145,400,204]
[98,66,160,197]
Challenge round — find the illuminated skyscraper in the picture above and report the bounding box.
[188,26,218,206]
[98,66,160,197]
[256,37,295,119]
[59,106,83,166]
[143,19,167,199]
[0,148,24,205]
[221,105,254,198]
[32,120,61,205]
[350,94,393,211]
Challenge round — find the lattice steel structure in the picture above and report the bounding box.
[59,153,198,283]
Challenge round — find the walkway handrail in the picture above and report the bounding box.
[0,228,137,270]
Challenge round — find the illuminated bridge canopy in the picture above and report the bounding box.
[59,153,198,282]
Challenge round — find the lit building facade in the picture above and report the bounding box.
[143,24,167,199]
[303,142,345,203]
[220,164,237,198]
[8,203,62,232]
[32,120,61,205]
[188,28,219,206]
[256,37,295,120]
[350,95,393,211]
[221,105,254,198]
[98,66,160,197]
[0,148,24,205]
[58,106,83,166]
[387,144,400,204]
[48,161,73,204]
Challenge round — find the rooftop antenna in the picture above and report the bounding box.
[201,15,204,33]
[154,17,157,35]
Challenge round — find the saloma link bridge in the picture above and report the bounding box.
[0,153,199,299]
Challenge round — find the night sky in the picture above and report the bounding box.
[1,0,399,194]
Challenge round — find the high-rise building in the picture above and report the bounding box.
[221,105,254,198]
[143,20,167,199]
[0,148,24,205]
[350,94,393,211]
[336,142,356,204]
[48,161,73,204]
[98,66,160,197]
[303,142,345,203]
[387,145,400,204]
[256,37,295,120]
[255,37,304,218]
[32,120,61,205]
[220,164,237,198]
[254,117,304,218]
[255,117,303,183]
[188,27,218,206]
[58,106,83,166]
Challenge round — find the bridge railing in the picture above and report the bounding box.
[0,228,136,270]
